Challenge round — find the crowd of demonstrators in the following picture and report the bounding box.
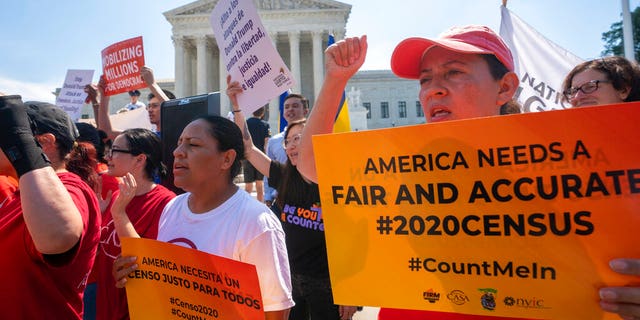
[112,115,294,319]
[94,128,175,320]
[4,20,640,320]
[264,93,309,208]
[562,55,640,107]
[297,26,640,320]
[242,106,271,202]
[227,76,358,320]
[0,95,101,319]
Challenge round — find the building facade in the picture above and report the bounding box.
[82,0,424,131]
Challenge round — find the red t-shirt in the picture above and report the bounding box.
[96,162,120,200]
[378,308,533,319]
[95,184,175,320]
[0,172,101,319]
[0,175,18,204]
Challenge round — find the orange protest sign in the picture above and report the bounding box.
[312,103,640,319]
[101,36,146,96]
[120,237,264,320]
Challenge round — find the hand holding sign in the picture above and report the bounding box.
[599,258,640,318]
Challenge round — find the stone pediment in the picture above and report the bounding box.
[164,0,351,17]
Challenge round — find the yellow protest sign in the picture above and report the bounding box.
[120,237,264,319]
[313,103,640,319]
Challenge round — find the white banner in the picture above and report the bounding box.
[499,6,584,112]
[79,106,152,131]
[210,0,294,114]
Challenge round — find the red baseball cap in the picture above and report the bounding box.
[391,25,514,79]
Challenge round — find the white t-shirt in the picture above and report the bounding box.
[158,189,294,312]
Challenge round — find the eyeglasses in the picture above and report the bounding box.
[283,133,302,148]
[563,80,611,100]
[107,148,137,157]
[146,103,161,110]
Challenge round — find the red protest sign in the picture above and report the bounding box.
[101,36,146,96]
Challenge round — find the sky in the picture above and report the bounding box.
[1,0,638,102]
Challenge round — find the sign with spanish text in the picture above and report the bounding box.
[312,103,640,319]
[210,0,294,114]
[120,237,264,320]
[55,69,94,121]
[101,36,146,96]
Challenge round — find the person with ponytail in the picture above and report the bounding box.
[94,128,176,320]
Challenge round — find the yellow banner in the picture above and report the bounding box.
[121,237,264,320]
[313,103,640,319]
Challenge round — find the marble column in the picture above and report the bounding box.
[172,36,185,98]
[312,30,324,100]
[183,42,194,97]
[288,31,301,93]
[206,42,216,93]
[219,52,229,116]
[196,36,209,94]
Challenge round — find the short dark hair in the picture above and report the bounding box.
[121,128,167,181]
[562,56,640,104]
[196,115,244,183]
[148,89,175,101]
[284,93,309,109]
[481,54,521,115]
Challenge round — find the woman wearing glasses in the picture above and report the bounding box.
[226,75,359,320]
[562,56,640,107]
[94,128,176,320]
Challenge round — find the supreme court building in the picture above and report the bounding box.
[94,0,425,131]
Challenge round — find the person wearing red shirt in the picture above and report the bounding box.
[0,95,101,319]
[94,128,175,320]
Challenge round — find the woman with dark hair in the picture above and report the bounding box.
[226,76,358,320]
[112,116,294,320]
[562,56,640,107]
[94,128,175,320]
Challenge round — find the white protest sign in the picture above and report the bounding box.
[210,0,294,114]
[55,69,94,121]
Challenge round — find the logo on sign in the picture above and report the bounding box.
[479,288,498,311]
[447,290,470,305]
[422,289,440,303]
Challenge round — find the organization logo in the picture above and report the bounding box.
[447,290,470,305]
[503,296,549,309]
[478,288,498,311]
[423,289,441,303]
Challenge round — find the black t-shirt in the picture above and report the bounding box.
[246,117,270,151]
[269,161,329,278]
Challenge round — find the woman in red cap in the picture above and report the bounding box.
[297,25,640,319]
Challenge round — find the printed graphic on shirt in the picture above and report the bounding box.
[280,202,323,231]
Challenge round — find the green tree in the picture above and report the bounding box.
[602,6,640,61]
